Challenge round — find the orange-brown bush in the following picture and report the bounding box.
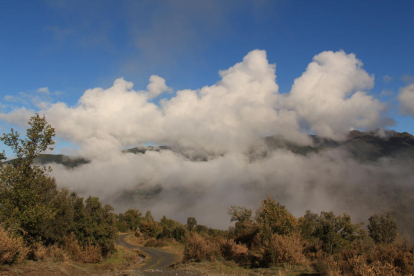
[46,244,69,262]
[62,233,102,263]
[218,237,249,262]
[315,240,414,275]
[259,233,308,267]
[183,233,221,262]
[30,242,47,261]
[0,226,29,265]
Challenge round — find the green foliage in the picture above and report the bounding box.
[228,206,253,223]
[0,114,57,242]
[172,224,187,242]
[117,209,142,232]
[187,217,197,232]
[256,196,298,241]
[300,211,364,254]
[298,210,319,241]
[140,211,162,238]
[368,212,398,244]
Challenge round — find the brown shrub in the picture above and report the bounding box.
[78,241,102,263]
[183,233,221,262]
[315,240,414,276]
[62,233,102,263]
[0,226,29,265]
[303,239,324,260]
[313,255,342,276]
[47,244,69,262]
[261,233,308,266]
[30,242,47,261]
[217,237,249,263]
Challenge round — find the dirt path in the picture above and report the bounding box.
[116,233,198,276]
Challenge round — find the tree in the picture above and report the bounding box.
[117,209,142,232]
[228,206,257,242]
[187,217,197,232]
[0,114,57,242]
[311,211,363,254]
[228,206,253,223]
[256,196,298,241]
[368,212,398,244]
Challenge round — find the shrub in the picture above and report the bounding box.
[256,196,298,241]
[30,242,47,261]
[183,233,221,262]
[0,226,29,265]
[218,237,248,263]
[260,233,308,267]
[62,233,102,263]
[46,244,69,262]
[78,241,102,263]
[315,240,414,275]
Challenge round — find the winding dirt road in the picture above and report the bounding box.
[116,233,198,275]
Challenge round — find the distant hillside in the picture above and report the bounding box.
[30,130,414,167]
[263,130,414,161]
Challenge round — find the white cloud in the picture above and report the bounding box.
[283,51,386,140]
[0,50,392,156]
[398,84,414,116]
[37,87,50,95]
[146,75,171,99]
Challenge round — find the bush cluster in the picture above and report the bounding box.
[180,196,414,275]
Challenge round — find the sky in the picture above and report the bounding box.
[1,0,414,227]
[1,1,414,152]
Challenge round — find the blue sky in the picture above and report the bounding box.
[1,0,414,155]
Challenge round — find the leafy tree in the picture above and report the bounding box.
[187,217,197,232]
[172,224,187,242]
[0,114,57,242]
[140,211,162,238]
[298,210,319,241]
[84,196,117,255]
[117,209,142,232]
[195,224,209,234]
[44,189,76,243]
[309,211,363,254]
[228,206,253,223]
[70,195,117,256]
[256,196,298,241]
[228,206,257,243]
[368,212,398,244]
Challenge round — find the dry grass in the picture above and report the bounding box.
[0,225,29,265]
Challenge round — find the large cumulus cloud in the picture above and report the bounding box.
[283,51,388,139]
[0,50,391,157]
